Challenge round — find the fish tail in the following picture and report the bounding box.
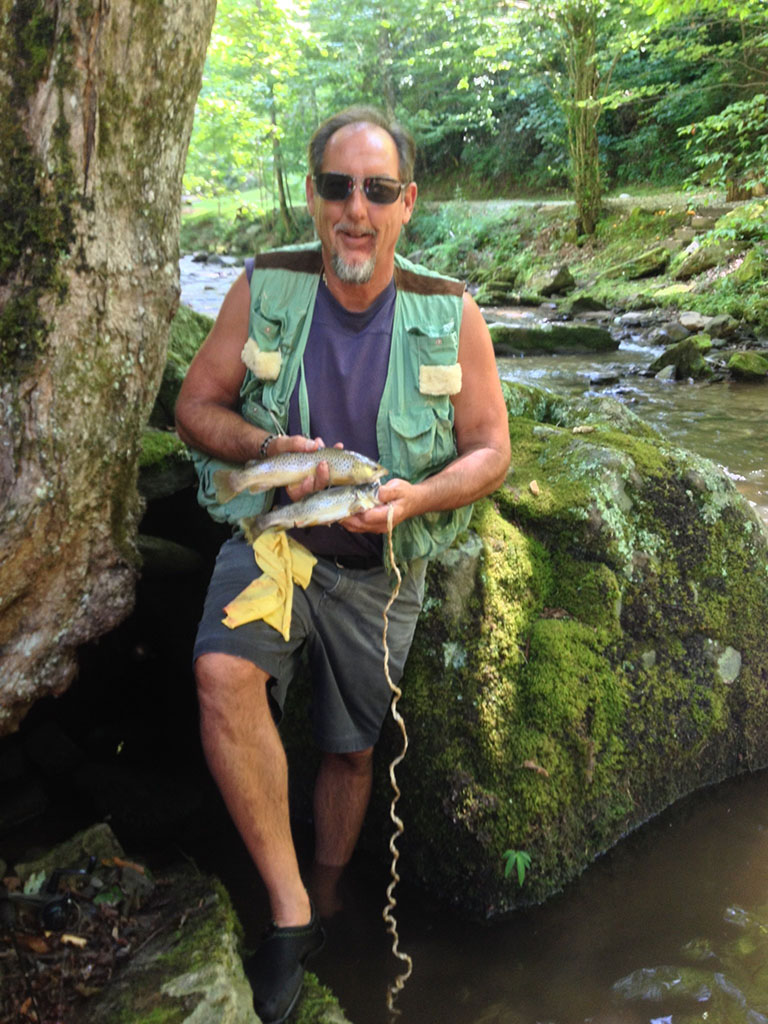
[240,515,270,545]
[213,469,238,505]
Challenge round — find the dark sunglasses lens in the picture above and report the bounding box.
[363,178,402,204]
[315,173,352,200]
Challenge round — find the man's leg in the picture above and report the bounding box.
[313,747,374,867]
[308,747,373,918]
[195,651,311,927]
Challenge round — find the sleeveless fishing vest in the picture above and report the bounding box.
[191,242,473,567]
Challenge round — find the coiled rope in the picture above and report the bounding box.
[381,503,412,1013]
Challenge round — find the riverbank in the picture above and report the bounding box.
[180,189,768,335]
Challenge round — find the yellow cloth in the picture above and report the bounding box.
[222,529,316,640]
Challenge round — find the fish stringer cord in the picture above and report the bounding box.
[382,502,413,1013]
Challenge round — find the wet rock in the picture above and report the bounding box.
[728,351,768,381]
[646,322,691,345]
[489,320,617,355]
[648,334,714,380]
[567,295,608,314]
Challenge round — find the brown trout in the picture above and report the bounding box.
[214,448,387,504]
[241,483,381,538]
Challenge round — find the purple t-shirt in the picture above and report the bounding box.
[246,263,396,560]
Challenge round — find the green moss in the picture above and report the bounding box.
[294,973,349,1024]
[139,429,190,469]
[0,0,76,380]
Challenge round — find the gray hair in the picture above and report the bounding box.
[308,106,416,183]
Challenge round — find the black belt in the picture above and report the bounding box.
[329,554,382,571]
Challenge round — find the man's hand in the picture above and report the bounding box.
[340,477,417,534]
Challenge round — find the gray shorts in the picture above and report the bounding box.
[193,536,427,753]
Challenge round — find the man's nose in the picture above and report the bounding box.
[345,182,368,216]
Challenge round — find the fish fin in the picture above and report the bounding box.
[213,469,237,505]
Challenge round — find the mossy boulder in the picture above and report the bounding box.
[150,304,214,429]
[648,333,714,380]
[673,242,732,281]
[728,351,768,381]
[600,245,671,281]
[729,247,768,287]
[364,381,768,918]
[489,320,617,356]
[524,264,576,297]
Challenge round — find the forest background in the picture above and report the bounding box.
[183,0,768,247]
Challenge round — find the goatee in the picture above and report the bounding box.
[331,250,377,284]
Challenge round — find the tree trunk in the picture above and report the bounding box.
[562,1,602,235]
[269,86,295,236]
[0,0,217,735]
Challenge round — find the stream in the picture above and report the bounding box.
[179,257,768,1024]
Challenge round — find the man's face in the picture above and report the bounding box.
[306,122,417,290]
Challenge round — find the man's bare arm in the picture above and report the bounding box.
[175,272,320,466]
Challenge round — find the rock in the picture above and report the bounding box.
[489,320,618,355]
[139,429,195,501]
[567,295,608,314]
[150,304,214,430]
[647,322,691,345]
[614,310,660,327]
[138,535,204,576]
[673,241,732,280]
[7,823,350,1024]
[729,248,768,286]
[601,246,671,281]
[525,264,576,297]
[679,311,715,332]
[673,226,697,244]
[707,314,740,339]
[648,334,714,380]
[728,351,768,381]
[303,382,768,918]
[690,214,720,230]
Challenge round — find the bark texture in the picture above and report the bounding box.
[0,0,217,735]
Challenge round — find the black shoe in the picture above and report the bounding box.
[244,906,325,1024]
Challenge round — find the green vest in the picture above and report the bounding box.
[191,242,473,567]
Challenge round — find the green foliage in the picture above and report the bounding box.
[502,849,531,886]
[184,0,768,233]
[680,94,768,194]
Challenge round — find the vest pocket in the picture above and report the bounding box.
[388,407,456,481]
[242,312,285,380]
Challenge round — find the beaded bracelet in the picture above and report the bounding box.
[259,433,277,459]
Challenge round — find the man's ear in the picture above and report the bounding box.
[402,181,417,224]
[305,173,315,216]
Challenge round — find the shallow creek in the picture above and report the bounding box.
[180,259,768,1024]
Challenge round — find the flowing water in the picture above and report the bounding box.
[180,260,768,1024]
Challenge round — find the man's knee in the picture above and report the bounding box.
[195,652,271,714]
[324,747,374,775]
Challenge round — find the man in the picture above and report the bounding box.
[175,105,510,1023]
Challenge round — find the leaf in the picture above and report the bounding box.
[22,870,46,896]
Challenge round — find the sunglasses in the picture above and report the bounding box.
[314,173,406,205]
